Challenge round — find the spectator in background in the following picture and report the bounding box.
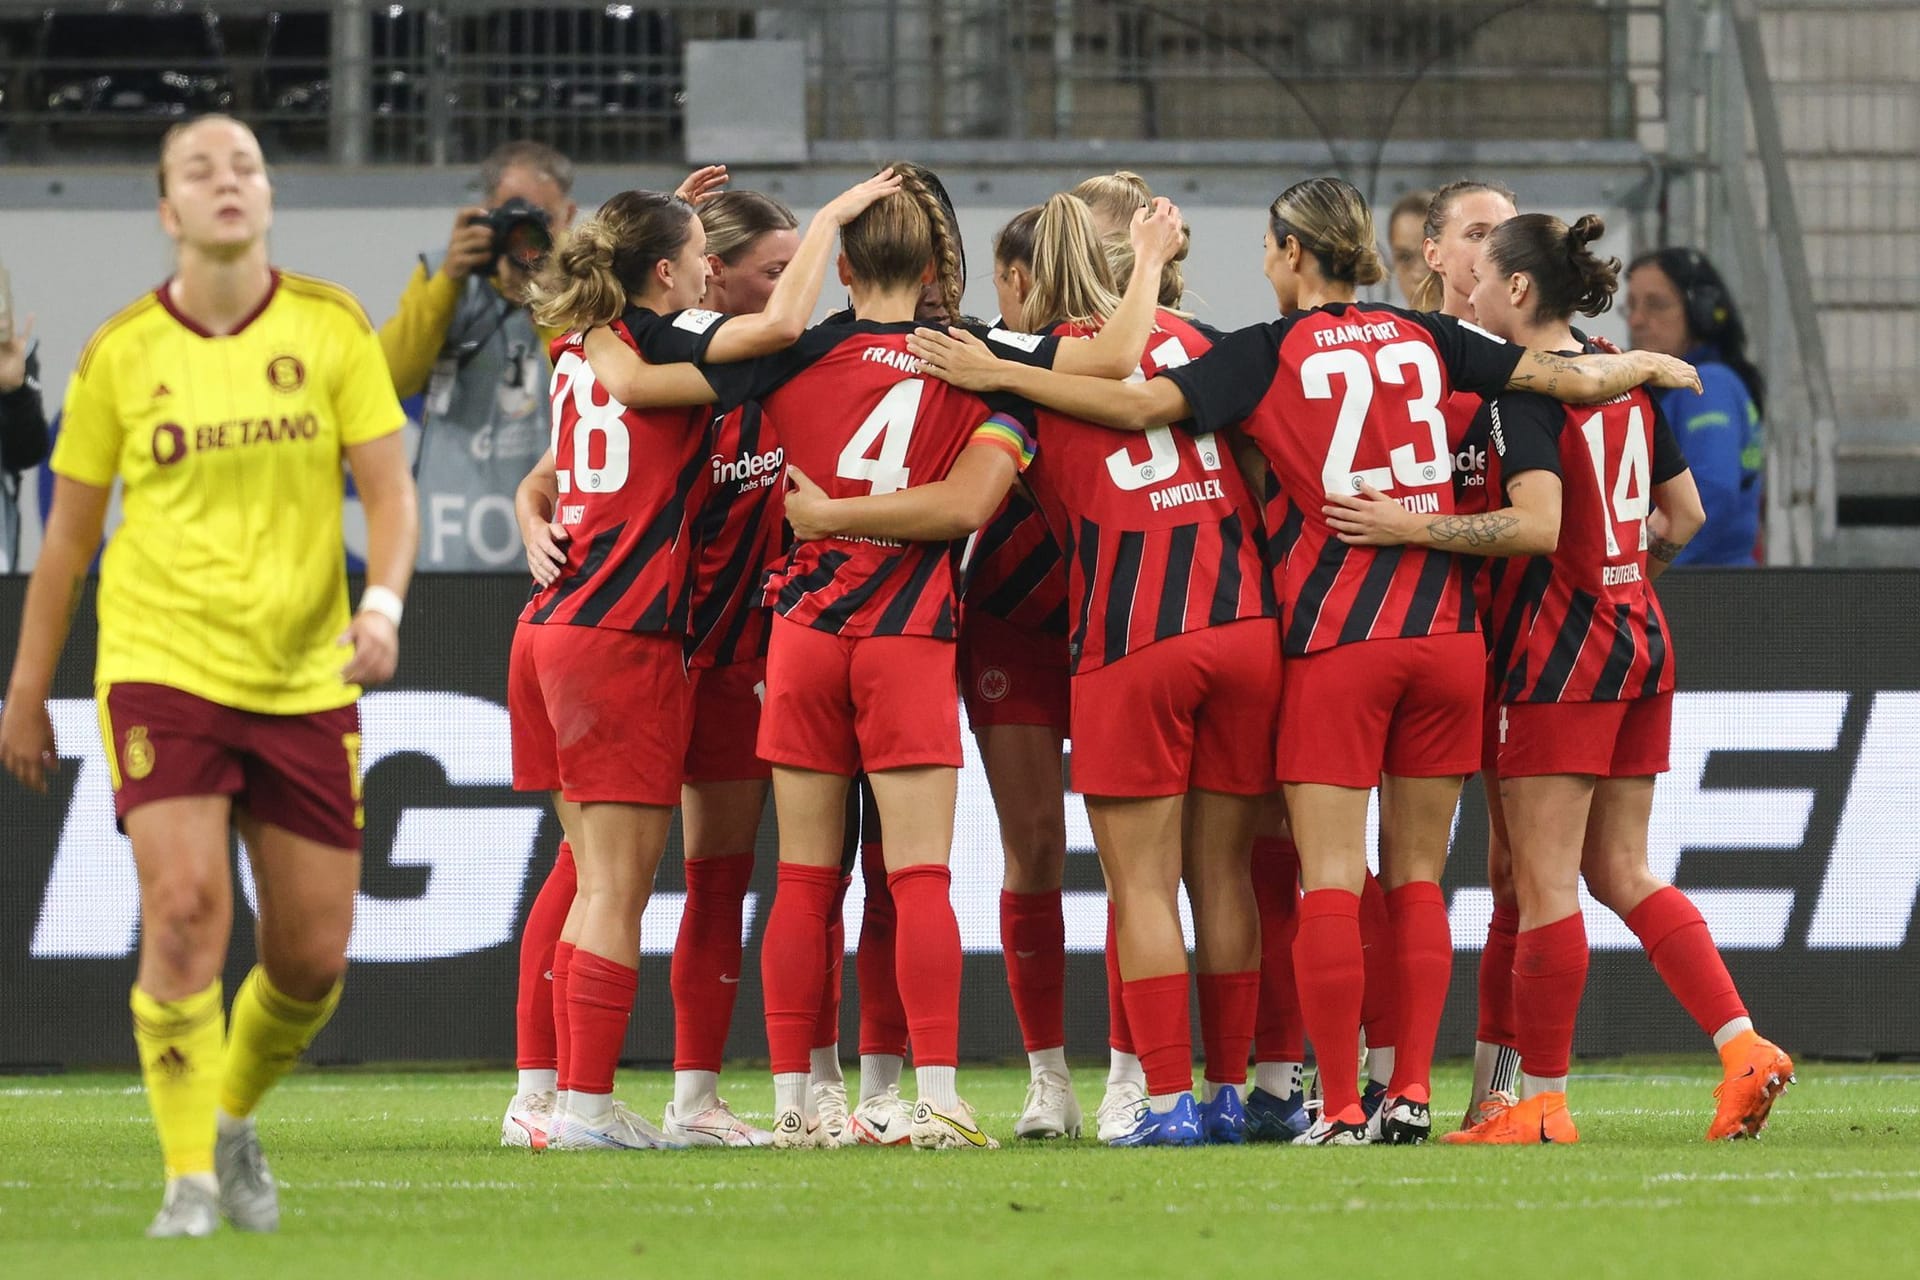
[1387,188,1434,305]
[0,315,48,574]
[1626,249,1765,566]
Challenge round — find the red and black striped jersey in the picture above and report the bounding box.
[962,489,1069,637]
[1485,370,1690,703]
[703,320,1033,639]
[1022,311,1273,674]
[1164,302,1523,656]
[685,400,786,669]
[522,307,729,633]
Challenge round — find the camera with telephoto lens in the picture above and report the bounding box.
[469,197,553,275]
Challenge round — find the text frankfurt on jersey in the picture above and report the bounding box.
[862,347,922,374]
[151,414,321,465]
[1312,319,1403,347]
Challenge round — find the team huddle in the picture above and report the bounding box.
[497,161,1794,1153]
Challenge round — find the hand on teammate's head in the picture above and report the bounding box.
[674,164,730,206]
[1131,197,1185,268]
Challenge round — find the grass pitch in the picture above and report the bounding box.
[2,1062,1918,1279]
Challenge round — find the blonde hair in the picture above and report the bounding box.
[529,189,695,332]
[699,190,798,264]
[1073,170,1188,308]
[156,113,258,196]
[1413,178,1519,310]
[993,195,1121,334]
[840,160,964,324]
[1268,177,1386,288]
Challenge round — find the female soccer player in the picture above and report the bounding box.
[511,171,900,1152]
[1414,179,1518,315]
[0,115,417,1236]
[1387,188,1436,305]
[787,192,1275,1148]
[1332,213,1794,1143]
[1074,170,1191,311]
[905,176,1701,1146]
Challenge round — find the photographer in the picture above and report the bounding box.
[0,315,48,574]
[380,141,578,572]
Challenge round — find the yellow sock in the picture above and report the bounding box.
[220,966,342,1120]
[130,982,225,1179]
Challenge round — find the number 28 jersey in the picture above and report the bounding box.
[1164,302,1524,656]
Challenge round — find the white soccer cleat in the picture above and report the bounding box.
[769,1107,831,1149]
[662,1098,774,1148]
[146,1176,221,1239]
[1094,1079,1148,1144]
[547,1100,678,1151]
[1015,1070,1084,1140]
[846,1087,914,1146]
[500,1089,556,1150]
[812,1080,850,1147]
[910,1096,999,1150]
[214,1117,279,1232]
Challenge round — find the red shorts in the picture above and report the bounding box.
[1277,632,1485,788]
[99,682,362,851]
[759,614,962,775]
[1069,619,1282,798]
[958,610,1069,735]
[684,658,772,784]
[508,621,691,805]
[1496,691,1673,779]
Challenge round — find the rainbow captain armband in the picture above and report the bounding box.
[969,413,1037,472]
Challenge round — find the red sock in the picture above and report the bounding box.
[1385,881,1451,1102]
[1625,886,1749,1038]
[1197,971,1259,1087]
[856,843,908,1057]
[760,862,841,1075]
[1105,904,1134,1054]
[888,865,962,1067]
[1294,889,1364,1115]
[566,949,639,1096]
[1251,836,1303,1062]
[1477,901,1521,1047]
[815,874,851,1050]
[671,852,753,1073]
[514,840,576,1071]
[1359,873,1400,1072]
[1514,913,1589,1080]
[552,941,576,1092]
[1001,889,1066,1053]
[1121,973,1193,1097]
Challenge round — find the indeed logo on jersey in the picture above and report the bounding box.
[150,414,321,466]
[1455,442,1488,486]
[713,445,785,492]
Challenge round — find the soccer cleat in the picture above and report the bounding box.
[1708,1036,1795,1141]
[1199,1085,1248,1144]
[662,1099,774,1148]
[1293,1104,1371,1146]
[1361,1078,1389,1123]
[769,1107,830,1149]
[1379,1095,1432,1145]
[813,1080,851,1147]
[1441,1091,1578,1145]
[500,1089,556,1150]
[214,1118,279,1232]
[1244,1087,1312,1143]
[910,1097,1000,1150]
[146,1177,221,1239]
[1015,1070,1084,1140]
[847,1087,914,1146]
[1107,1092,1204,1148]
[548,1100,678,1151]
[1094,1078,1149,1144]
[1461,1088,1517,1131]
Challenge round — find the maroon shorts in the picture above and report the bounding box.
[684,658,772,785]
[508,621,691,806]
[1276,632,1485,788]
[1069,619,1282,798]
[958,611,1070,736]
[1496,691,1673,779]
[99,682,362,851]
[759,614,962,775]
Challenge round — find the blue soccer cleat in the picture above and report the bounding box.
[1244,1086,1312,1142]
[1106,1092,1204,1147]
[1199,1085,1248,1144]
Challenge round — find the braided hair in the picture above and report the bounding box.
[840,160,967,323]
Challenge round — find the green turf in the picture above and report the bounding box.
[3,1063,1918,1279]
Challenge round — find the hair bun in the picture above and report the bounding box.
[1568,214,1606,252]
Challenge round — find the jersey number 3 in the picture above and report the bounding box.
[1301,342,1448,495]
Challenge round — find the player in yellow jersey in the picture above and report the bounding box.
[0,115,417,1239]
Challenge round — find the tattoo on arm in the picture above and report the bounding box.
[1423,513,1521,547]
[1649,536,1686,563]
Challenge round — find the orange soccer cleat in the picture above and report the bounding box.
[1708,1032,1796,1140]
[1439,1091,1579,1145]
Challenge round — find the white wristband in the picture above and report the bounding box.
[357,585,404,628]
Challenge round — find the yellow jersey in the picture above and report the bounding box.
[52,270,405,715]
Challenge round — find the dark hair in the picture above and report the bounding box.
[1630,247,1766,415]
[841,160,965,324]
[1390,188,1434,227]
[1484,213,1621,321]
[1268,177,1386,287]
[529,189,696,331]
[1412,179,1519,310]
[481,140,575,200]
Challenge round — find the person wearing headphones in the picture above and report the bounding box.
[1625,248,1765,565]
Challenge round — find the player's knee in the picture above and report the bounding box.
[1002,820,1067,893]
[1587,861,1660,917]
